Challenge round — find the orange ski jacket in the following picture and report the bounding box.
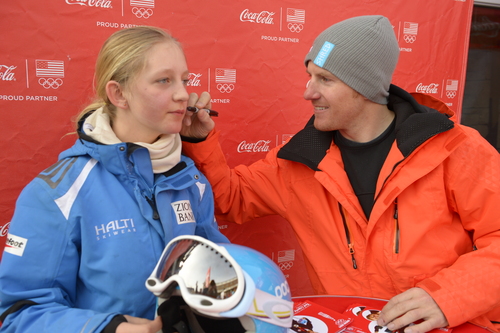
[183,85,500,331]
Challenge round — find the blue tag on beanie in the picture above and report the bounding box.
[314,41,335,67]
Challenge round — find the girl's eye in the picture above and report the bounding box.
[182,79,189,86]
[158,78,170,84]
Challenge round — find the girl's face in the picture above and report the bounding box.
[115,41,190,143]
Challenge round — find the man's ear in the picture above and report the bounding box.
[106,80,128,109]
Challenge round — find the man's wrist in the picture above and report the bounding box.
[180,135,207,143]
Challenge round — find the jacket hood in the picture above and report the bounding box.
[277,84,455,171]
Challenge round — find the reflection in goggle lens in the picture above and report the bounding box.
[157,239,239,300]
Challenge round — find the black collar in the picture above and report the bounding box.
[277,84,454,170]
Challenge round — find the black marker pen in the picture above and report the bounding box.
[187,106,219,117]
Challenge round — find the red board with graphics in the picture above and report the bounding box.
[0,0,473,296]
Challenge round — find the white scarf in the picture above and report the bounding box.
[83,107,182,174]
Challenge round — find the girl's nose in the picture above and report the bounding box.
[174,82,190,101]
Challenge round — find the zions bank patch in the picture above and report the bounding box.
[4,233,28,257]
[171,200,195,225]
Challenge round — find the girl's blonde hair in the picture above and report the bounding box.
[75,26,180,128]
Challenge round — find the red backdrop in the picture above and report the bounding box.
[0,0,473,296]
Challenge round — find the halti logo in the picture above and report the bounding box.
[94,218,136,241]
[172,200,195,224]
[5,234,28,257]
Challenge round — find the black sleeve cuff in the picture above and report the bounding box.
[180,135,206,143]
[102,315,128,333]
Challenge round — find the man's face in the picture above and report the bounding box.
[303,62,367,136]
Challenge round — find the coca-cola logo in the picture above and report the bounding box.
[237,140,271,153]
[0,222,10,237]
[66,0,112,8]
[0,65,16,81]
[187,73,202,87]
[416,83,439,94]
[240,9,275,24]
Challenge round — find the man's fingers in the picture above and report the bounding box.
[378,293,414,326]
[188,92,199,107]
[384,309,422,331]
[196,91,212,109]
[378,288,449,333]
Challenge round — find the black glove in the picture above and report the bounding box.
[157,297,190,333]
[157,296,247,333]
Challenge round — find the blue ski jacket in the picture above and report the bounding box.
[0,131,229,332]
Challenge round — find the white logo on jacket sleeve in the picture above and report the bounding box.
[171,200,195,224]
[196,182,206,201]
[4,233,28,257]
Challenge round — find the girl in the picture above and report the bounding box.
[0,26,227,333]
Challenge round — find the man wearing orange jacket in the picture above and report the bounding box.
[181,15,500,333]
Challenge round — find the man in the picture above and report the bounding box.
[181,15,500,333]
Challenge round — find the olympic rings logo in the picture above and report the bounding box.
[403,35,416,43]
[446,91,456,99]
[279,261,294,270]
[38,78,63,89]
[217,83,234,93]
[288,23,303,33]
[132,7,153,19]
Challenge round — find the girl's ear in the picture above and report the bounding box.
[106,80,128,109]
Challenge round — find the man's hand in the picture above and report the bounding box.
[116,315,162,333]
[181,91,215,139]
[377,288,449,333]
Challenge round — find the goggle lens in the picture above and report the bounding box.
[156,239,238,300]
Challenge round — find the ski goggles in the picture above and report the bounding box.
[146,235,246,316]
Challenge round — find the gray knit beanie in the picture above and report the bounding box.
[305,15,399,104]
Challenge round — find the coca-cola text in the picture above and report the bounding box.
[240,9,275,24]
[237,140,271,153]
[66,0,112,8]
[416,83,439,94]
[0,65,16,81]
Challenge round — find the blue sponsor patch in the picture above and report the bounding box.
[314,41,335,67]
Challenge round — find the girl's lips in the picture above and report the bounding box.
[170,109,185,115]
